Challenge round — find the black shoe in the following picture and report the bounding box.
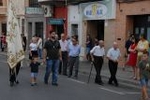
[34,83,37,86]
[63,73,67,76]
[95,82,104,85]
[31,83,34,86]
[44,81,48,85]
[15,80,19,84]
[74,76,78,79]
[10,82,14,87]
[52,83,58,86]
[68,75,71,78]
[114,83,119,87]
[98,82,104,85]
[108,82,113,85]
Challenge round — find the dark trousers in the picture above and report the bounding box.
[1,42,5,52]
[59,51,68,75]
[9,62,21,83]
[68,56,79,77]
[108,60,118,85]
[93,56,103,83]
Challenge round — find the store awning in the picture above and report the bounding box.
[48,18,64,25]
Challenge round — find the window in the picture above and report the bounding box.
[0,0,3,6]
[29,0,40,7]
[71,24,78,35]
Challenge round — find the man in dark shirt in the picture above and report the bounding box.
[43,31,62,86]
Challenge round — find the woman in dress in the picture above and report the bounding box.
[126,38,138,80]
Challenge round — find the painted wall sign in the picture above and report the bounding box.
[84,4,107,18]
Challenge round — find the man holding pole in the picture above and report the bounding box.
[90,40,105,85]
[7,0,25,86]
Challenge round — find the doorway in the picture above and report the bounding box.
[87,20,104,41]
[35,22,43,39]
[97,20,104,40]
[2,23,6,34]
[133,14,150,40]
[28,22,32,46]
[71,24,78,36]
[54,25,64,39]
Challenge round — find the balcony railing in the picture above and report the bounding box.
[117,0,145,3]
[38,0,102,5]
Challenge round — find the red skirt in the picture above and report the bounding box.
[126,52,137,67]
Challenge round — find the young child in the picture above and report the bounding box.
[138,51,150,100]
[30,57,40,86]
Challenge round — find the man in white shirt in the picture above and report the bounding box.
[90,40,105,85]
[59,33,68,75]
[107,42,121,87]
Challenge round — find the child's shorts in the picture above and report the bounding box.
[140,78,148,87]
[31,72,38,78]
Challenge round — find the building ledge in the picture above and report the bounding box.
[0,6,7,15]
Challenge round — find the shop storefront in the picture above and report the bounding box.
[116,0,150,65]
[25,7,45,45]
[46,6,67,39]
[117,0,150,40]
[79,0,116,60]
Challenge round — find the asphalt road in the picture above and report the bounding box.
[0,54,141,100]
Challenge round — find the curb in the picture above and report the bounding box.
[79,69,141,89]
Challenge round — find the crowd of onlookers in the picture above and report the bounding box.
[124,34,150,100]
[86,33,150,100]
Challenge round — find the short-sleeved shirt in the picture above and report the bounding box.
[68,44,80,57]
[30,43,38,51]
[86,38,93,48]
[30,62,40,73]
[107,47,121,61]
[43,39,61,59]
[139,60,150,79]
[90,46,105,57]
[59,40,68,52]
[137,40,149,56]
[37,38,42,49]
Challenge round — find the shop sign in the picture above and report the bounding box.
[81,0,116,20]
[84,4,107,18]
[48,18,64,25]
[25,7,44,15]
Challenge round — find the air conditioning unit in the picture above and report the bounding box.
[42,5,53,17]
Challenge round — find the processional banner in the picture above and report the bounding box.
[7,0,25,69]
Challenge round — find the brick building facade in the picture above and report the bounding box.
[114,0,150,66]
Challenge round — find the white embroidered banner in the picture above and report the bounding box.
[7,0,25,69]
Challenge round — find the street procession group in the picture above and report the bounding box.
[5,1,150,100]
[7,29,150,100]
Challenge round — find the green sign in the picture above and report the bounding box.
[48,18,64,25]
